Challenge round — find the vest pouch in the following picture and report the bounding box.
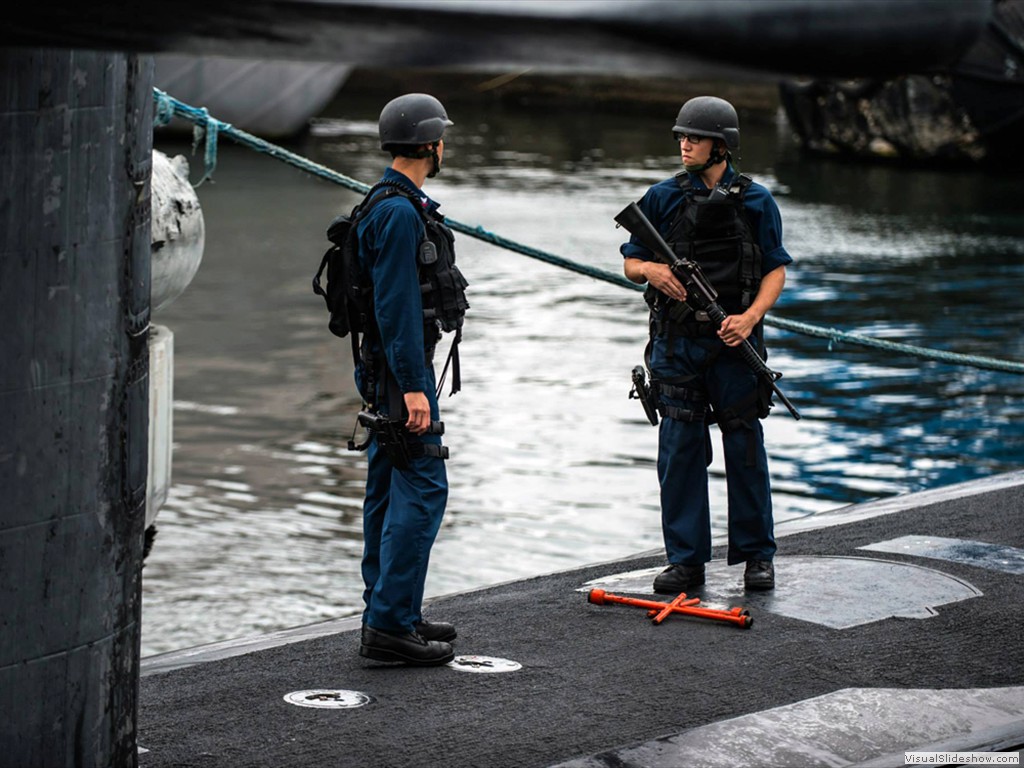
[419,217,468,334]
[688,199,737,240]
[666,298,695,324]
[434,263,470,333]
[685,236,746,311]
[739,240,761,289]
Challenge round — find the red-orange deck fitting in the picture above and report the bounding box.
[588,588,753,628]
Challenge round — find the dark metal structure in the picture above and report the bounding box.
[1,50,153,766]
[2,1,993,79]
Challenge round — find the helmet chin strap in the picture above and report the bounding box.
[684,143,729,173]
[404,142,443,178]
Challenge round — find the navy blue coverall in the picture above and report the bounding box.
[621,165,792,567]
[355,167,448,634]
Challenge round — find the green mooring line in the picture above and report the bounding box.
[152,89,1024,376]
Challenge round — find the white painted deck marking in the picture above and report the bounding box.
[580,556,981,629]
[860,535,1024,575]
[448,655,522,673]
[551,687,1024,768]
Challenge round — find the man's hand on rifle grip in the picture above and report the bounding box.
[642,262,687,303]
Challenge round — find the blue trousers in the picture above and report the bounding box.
[360,371,448,634]
[651,333,776,566]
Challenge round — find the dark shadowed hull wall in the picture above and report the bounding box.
[0,49,152,767]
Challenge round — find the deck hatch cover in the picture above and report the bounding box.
[283,689,372,709]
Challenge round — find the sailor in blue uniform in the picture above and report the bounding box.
[621,96,792,592]
[355,93,468,665]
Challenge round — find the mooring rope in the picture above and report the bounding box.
[151,89,1024,375]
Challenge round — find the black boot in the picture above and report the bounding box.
[415,619,457,643]
[653,563,705,594]
[359,626,455,666]
[744,559,775,591]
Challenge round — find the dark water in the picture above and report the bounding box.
[142,87,1024,656]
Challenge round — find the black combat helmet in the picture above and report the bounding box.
[673,96,740,150]
[379,93,453,152]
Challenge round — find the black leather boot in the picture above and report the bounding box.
[415,619,457,643]
[653,563,706,593]
[744,559,775,590]
[359,626,455,666]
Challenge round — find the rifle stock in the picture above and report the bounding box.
[616,201,801,420]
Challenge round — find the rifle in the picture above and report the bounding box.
[615,201,801,420]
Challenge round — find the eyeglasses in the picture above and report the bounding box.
[673,132,705,144]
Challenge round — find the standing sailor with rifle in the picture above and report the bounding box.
[620,96,793,592]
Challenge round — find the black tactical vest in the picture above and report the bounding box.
[356,182,469,410]
[646,172,762,336]
[365,182,469,349]
[418,209,469,348]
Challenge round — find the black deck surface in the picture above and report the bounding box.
[138,472,1024,767]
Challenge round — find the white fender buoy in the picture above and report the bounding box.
[151,150,204,311]
[147,149,202,531]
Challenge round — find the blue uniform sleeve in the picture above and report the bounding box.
[360,197,428,393]
[745,183,793,274]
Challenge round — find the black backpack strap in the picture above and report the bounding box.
[368,179,427,219]
[435,329,462,398]
[312,247,332,307]
[728,173,753,198]
[360,184,404,216]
